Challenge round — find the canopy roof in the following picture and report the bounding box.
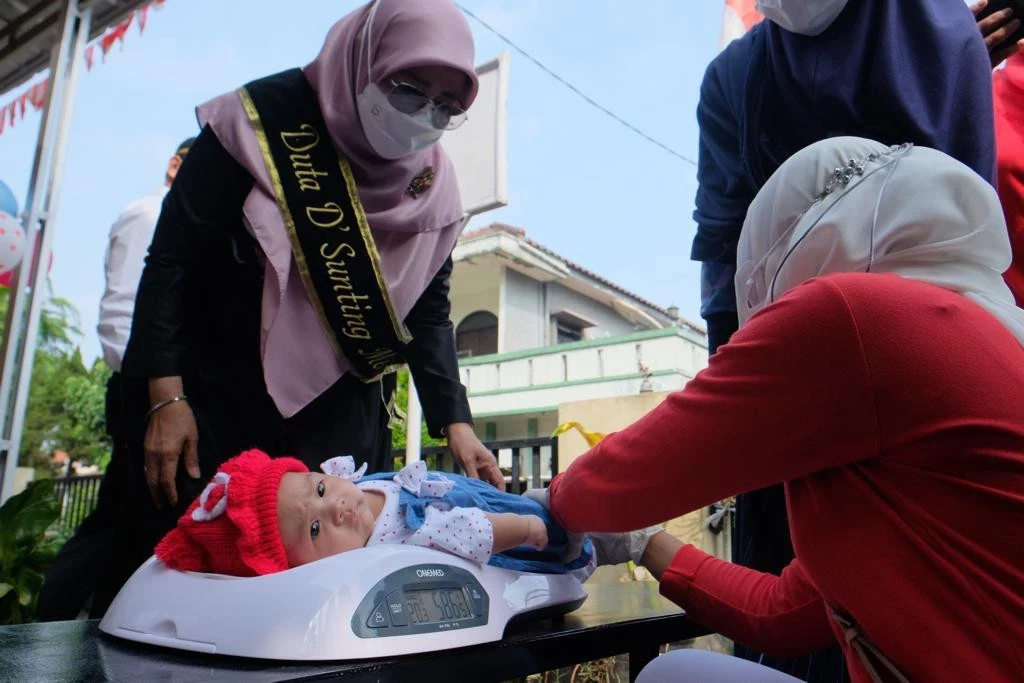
[0,0,147,94]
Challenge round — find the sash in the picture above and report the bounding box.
[238,68,410,382]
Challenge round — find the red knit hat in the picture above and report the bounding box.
[155,449,308,576]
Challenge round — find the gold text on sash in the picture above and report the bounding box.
[280,123,399,369]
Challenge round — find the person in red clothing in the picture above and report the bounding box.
[994,53,1024,306]
[546,137,1024,682]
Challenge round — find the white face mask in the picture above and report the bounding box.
[755,0,849,36]
[355,0,444,159]
[356,84,444,159]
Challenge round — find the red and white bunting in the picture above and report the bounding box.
[0,0,166,138]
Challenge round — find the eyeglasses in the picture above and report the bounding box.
[386,79,468,131]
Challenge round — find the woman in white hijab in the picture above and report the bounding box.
[544,137,1024,682]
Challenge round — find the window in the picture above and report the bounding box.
[456,311,498,358]
[555,319,583,344]
[550,310,594,345]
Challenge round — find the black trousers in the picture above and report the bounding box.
[706,311,848,683]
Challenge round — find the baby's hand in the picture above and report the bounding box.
[524,515,548,550]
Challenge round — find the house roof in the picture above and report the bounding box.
[459,222,704,334]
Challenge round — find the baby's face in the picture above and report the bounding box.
[277,472,377,567]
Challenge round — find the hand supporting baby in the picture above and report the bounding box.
[586,526,663,565]
[523,487,663,566]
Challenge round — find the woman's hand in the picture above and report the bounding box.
[587,526,666,567]
[144,376,201,508]
[445,422,505,490]
[973,0,1024,67]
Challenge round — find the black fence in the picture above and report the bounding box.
[48,437,559,535]
[51,474,102,536]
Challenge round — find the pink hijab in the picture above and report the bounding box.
[196,0,479,418]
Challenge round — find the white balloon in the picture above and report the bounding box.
[0,212,27,275]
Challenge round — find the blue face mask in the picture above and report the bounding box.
[755,0,849,36]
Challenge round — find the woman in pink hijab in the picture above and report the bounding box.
[108,0,502,597]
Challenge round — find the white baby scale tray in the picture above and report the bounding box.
[99,544,588,661]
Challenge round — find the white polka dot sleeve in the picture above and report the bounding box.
[404,505,494,565]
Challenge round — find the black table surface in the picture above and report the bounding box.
[0,568,708,682]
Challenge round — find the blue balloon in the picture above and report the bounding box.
[0,180,16,217]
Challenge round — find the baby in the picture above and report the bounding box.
[156,449,594,577]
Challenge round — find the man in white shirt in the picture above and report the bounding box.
[98,138,193,371]
[36,138,194,621]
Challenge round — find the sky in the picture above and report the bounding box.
[0,0,725,364]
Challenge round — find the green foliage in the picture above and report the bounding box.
[19,349,111,471]
[37,295,81,356]
[19,350,67,471]
[389,369,444,451]
[0,285,82,356]
[0,285,110,470]
[61,359,113,471]
[0,479,63,624]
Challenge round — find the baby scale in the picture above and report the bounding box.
[99,544,588,660]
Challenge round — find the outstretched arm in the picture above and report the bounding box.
[403,507,545,564]
[549,279,879,534]
[642,532,836,659]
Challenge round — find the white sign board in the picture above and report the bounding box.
[442,52,509,217]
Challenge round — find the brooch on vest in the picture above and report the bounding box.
[406,167,436,199]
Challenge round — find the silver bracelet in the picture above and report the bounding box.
[146,395,188,421]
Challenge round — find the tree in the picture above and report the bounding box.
[19,351,70,472]
[0,285,82,355]
[18,349,112,472]
[0,284,110,472]
[60,358,112,470]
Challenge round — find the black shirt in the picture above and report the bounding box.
[122,125,472,441]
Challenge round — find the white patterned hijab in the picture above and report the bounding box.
[735,136,1024,346]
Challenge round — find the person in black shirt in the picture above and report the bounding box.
[109,0,502,596]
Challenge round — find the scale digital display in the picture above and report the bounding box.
[404,587,474,624]
[352,564,490,637]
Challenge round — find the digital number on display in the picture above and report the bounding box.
[404,588,474,625]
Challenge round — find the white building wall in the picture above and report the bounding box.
[450,260,502,330]
[545,281,638,340]
[461,328,708,421]
[502,268,546,352]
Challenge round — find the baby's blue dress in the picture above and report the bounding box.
[358,467,594,574]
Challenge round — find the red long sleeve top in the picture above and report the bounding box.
[550,273,1024,683]
[995,56,1024,306]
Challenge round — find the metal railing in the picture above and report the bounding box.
[51,473,102,535]
[393,436,558,494]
